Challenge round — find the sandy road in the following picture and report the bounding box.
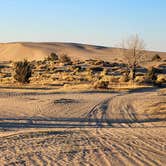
[0,88,165,165]
[0,128,165,166]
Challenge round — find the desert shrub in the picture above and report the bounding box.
[59,54,72,64]
[156,74,166,84]
[13,60,32,83]
[94,60,104,66]
[85,59,98,65]
[47,52,59,61]
[152,54,161,61]
[135,76,146,83]
[93,80,109,89]
[89,66,103,73]
[100,68,108,77]
[85,69,94,81]
[119,75,129,82]
[145,67,157,84]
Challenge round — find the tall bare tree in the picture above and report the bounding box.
[120,34,146,80]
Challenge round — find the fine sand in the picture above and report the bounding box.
[0,87,165,165]
[0,42,166,62]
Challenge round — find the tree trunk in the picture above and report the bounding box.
[129,66,136,80]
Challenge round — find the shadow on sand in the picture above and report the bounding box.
[0,117,165,129]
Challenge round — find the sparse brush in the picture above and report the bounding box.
[13,60,32,83]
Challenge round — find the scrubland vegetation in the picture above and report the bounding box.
[0,52,165,90]
[0,36,165,90]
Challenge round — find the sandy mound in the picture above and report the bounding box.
[0,42,166,62]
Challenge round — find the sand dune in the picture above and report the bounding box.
[0,42,166,61]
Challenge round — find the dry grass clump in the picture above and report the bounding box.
[135,76,146,83]
[156,74,166,84]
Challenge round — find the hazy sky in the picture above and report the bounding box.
[0,0,166,51]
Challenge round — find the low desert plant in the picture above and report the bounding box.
[156,74,166,84]
[13,60,32,83]
[134,76,146,83]
[146,67,157,82]
[152,54,161,61]
[59,54,72,64]
[119,75,129,82]
[109,75,119,82]
[47,52,59,61]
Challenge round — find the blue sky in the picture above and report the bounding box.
[0,0,166,51]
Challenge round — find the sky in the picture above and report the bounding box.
[0,0,166,51]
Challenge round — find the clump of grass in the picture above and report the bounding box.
[156,74,166,84]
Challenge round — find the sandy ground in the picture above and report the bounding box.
[0,87,165,165]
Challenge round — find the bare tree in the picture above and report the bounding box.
[120,34,146,80]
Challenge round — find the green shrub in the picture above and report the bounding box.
[47,52,59,61]
[13,60,32,83]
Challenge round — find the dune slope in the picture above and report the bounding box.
[0,42,166,61]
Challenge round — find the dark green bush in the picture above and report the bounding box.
[47,52,59,61]
[13,60,32,83]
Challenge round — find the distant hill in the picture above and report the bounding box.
[0,42,166,62]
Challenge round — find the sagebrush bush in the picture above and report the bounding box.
[59,54,71,64]
[146,67,157,83]
[13,60,32,83]
[47,52,59,61]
